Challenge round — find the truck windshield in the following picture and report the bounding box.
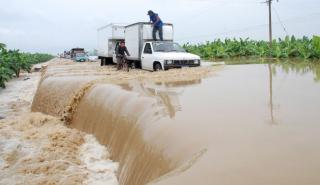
[152,42,186,52]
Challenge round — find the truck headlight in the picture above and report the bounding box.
[166,60,173,65]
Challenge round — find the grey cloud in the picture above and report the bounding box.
[0,0,319,54]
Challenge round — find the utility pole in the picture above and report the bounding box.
[268,0,272,47]
[266,0,279,47]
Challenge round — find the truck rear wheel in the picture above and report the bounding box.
[153,63,162,71]
[100,58,105,66]
[131,62,136,69]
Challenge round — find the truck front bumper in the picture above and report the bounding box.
[165,64,200,68]
[163,60,201,70]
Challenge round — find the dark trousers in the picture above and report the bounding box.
[152,26,163,41]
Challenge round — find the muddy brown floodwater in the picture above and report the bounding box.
[31,59,320,185]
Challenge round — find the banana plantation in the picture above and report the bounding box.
[0,43,53,88]
[183,36,320,60]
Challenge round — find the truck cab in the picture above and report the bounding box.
[141,41,201,71]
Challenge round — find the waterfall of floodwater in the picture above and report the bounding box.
[31,68,198,185]
[32,62,320,185]
[33,78,201,185]
[70,84,176,185]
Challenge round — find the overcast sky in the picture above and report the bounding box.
[0,0,319,54]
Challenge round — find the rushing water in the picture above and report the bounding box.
[32,61,320,185]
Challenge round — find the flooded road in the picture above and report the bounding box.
[31,60,320,185]
[147,63,320,185]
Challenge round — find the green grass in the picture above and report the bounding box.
[0,43,54,88]
[183,36,320,60]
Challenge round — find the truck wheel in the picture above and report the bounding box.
[154,63,162,71]
[106,58,112,65]
[131,62,136,69]
[100,58,105,66]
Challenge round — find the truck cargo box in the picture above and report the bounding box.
[97,23,126,58]
[125,22,174,60]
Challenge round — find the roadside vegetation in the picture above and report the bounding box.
[0,43,53,88]
[183,36,320,60]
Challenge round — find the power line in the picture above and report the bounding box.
[175,7,320,42]
[272,4,289,36]
[175,12,320,41]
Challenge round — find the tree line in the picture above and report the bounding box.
[0,43,54,88]
[183,36,320,60]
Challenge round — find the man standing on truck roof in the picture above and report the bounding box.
[116,41,130,70]
[148,10,163,41]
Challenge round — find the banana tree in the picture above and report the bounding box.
[0,66,13,88]
[312,35,320,58]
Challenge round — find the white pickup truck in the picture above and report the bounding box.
[97,22,201,71]
[124,22,201,71]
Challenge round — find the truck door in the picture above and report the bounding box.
[141,43,154,70]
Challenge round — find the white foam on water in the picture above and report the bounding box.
[0,113,119,185]
[79,135,119,185]
[0,123,40,184]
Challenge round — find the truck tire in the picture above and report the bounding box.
[131,62,136,69]
[134,61,142,69]
[153,63,162,71]
[106,58,112,65]
[100,58,105,66]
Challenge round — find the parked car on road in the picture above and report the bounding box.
[74,53,89,62]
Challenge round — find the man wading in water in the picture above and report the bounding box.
[148,10,163,41]
[116,41,130,71]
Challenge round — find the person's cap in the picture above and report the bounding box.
[120,41,125,44]
[147,10,153,15]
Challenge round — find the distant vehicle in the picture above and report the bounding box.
[71,48,85,59]
[88,55,98,61]
[97,23,126,66]
[74,53,89,62]
[124,22,201,71]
